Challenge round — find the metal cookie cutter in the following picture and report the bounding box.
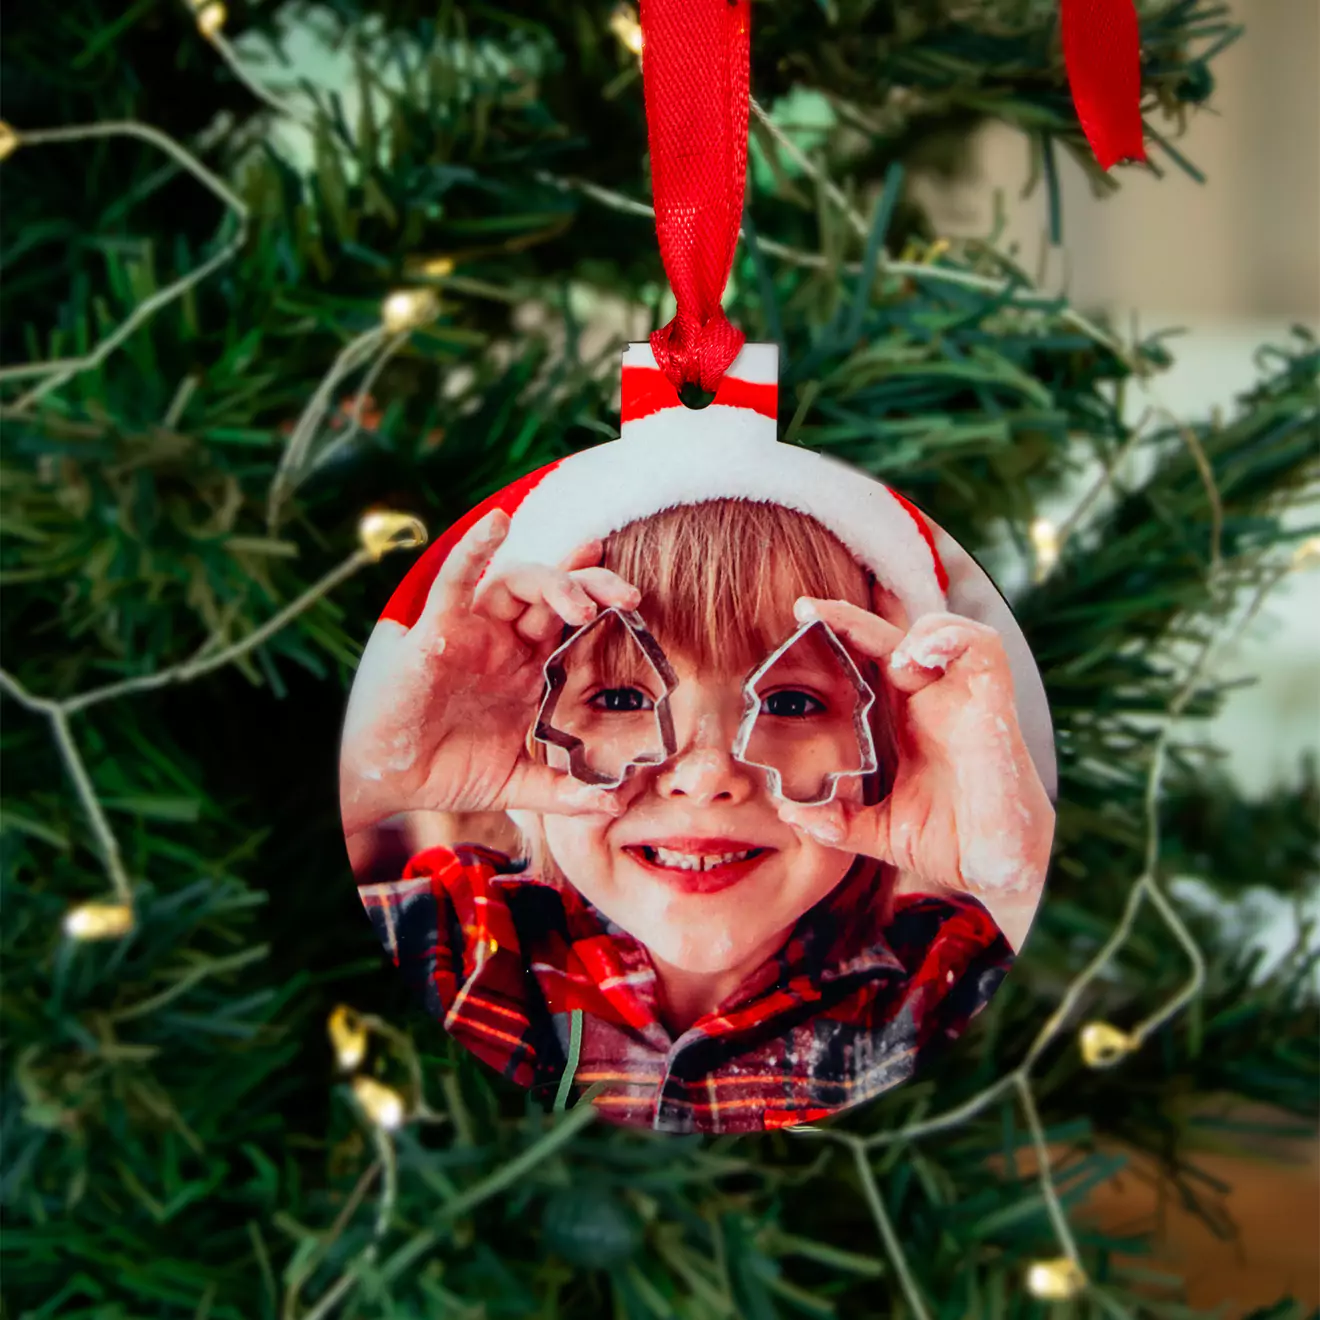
[731,617,879,806]
[532,607,680,788]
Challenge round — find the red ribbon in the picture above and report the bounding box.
[639,0,749,394]
[1061,0,1147,170]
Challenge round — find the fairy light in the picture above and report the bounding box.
[416,256,455,278]
[1292,535,1320,571]
[328,1005,369,1072]
[380,288,440,335]
[0,122,18,163]
[1078,1020,1137,1069]
[1030,517,1060,582]
[358,511,428,562]
[609,3,645,58]
[63,901,135,941]
[194,1,227,38]
[1025,1257,1087,1301]
[351,1076,406,1131]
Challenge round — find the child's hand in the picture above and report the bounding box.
[776,602,1053,931]
[340,511,640,837]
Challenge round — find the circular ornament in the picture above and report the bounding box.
[340,344,1056,1134]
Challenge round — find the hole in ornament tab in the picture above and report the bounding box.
[678,381,718,409]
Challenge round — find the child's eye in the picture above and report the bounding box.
[588,687,654,713]
[761,690,826,718]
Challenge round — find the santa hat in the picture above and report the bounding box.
[381,343,1056,795]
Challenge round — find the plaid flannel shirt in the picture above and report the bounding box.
[359,845,1011,1134]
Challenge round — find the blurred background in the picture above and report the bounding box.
[917,2,1319,1306]
[920,0,1320,954]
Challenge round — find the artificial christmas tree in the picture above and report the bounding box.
[2,1,1316,1317]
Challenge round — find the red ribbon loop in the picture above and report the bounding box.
[639,0,750,394]
[1061,0,1147,170]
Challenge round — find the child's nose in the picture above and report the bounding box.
[656,710,755,805]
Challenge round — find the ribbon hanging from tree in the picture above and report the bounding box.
[1061,0,1147,170]
[638,0,750,395]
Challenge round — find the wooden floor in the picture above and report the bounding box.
[1080,1124,1320,1315]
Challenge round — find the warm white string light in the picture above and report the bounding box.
[1029,517,1060,582]
[328,1005,370,1072]
[63,901,136,942]
[351,1076,406,1131]
[608,4,645,58]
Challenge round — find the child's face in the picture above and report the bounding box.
[542,632,873,977]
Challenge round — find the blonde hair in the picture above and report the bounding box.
[512,499,898,876]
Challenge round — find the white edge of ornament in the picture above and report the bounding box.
[487,342,1058,800]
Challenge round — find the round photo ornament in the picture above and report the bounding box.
[339,0,1057,1135]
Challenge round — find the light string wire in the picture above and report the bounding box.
[532,163,1138,374]
[0,74,437,914]
[0,33,578,1320]
[2,24,1307,1320]
[0,120,249,414]
[0,548,375,908]
[201,19,317,130]
[0,119,427,516]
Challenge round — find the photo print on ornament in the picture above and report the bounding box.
[339,343,1057,1135]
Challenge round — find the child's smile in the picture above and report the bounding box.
[623,835,776,894]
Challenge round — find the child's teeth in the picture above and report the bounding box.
[650,847,756,871]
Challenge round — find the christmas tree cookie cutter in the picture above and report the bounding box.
[533,607,680,788]
[730,617,879,806]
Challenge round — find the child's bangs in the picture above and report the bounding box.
[597,499,870,675]
[561,616,661,690]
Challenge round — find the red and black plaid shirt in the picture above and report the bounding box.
[359,846,1011,1134]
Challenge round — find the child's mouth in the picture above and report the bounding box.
[624,841,772,894]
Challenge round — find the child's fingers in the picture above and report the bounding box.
[479,564,640,635]
[567,567,642,610]
[888,614,1001,695]
[558,539,604,572]
[421,510,510,626]
[776,797,896,867]
[795,597,905,661]
[501,761,628,818]
[514,602,563,646]
[478,565,598,628]
[473,577,526,623]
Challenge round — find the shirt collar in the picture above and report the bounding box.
[515,857,905,1033]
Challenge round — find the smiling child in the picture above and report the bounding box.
[338,344,1055,1134]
